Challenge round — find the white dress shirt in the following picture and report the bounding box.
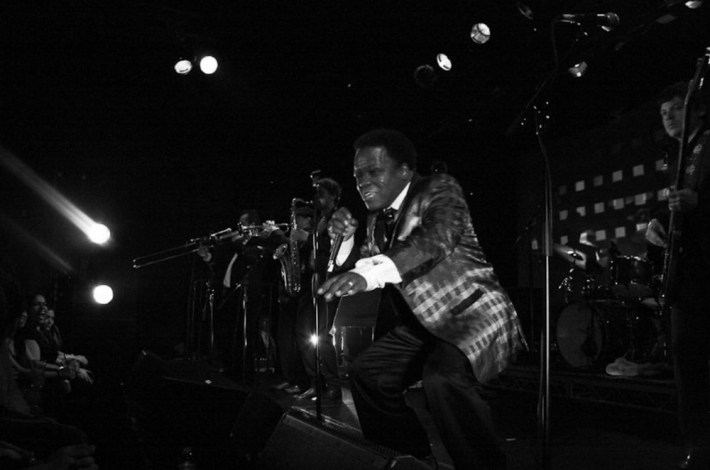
[336,183,410,291]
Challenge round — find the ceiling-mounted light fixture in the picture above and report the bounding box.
[174,58,193,75]
[568,61,588,78]
[199,55,219,74]
[516,2,534,20]
[555,12,620,32]
[413,64,438,88]
[436,53,452,71]
[92,284,114,305]
[470,23,491,44]
[685,0,702,8]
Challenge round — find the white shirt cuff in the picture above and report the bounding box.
[350,255,402,291]
[336,236,355,266]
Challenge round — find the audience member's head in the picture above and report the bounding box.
[26,293,48,329]
[41,308,56,332]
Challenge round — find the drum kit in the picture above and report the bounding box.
[553,243,667,370]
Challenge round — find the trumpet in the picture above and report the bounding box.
[132,222,289,269]
[238,222,289,235]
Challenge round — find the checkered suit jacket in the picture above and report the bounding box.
[362,172,526,383]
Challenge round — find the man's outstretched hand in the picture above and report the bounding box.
[318,272,367,301]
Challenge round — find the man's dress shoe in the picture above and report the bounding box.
[270,381,290,391]
[283,385,302,395]
[295,387,317,400]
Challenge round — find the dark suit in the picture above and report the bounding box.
[205,233,280,377]
[349,173,525,469]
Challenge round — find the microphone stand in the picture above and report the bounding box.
[536,107,554,470]
[514,203,542,360]
[310,170,324,420]
[202,284,216,364]
[509,21,584,470]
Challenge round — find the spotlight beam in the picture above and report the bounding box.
[0,212,73,273]
[0,144,110,244]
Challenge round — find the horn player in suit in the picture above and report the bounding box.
[318,128,526,469]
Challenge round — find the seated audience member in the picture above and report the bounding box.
[39,308,89,369]
[9,305,91,417]
[36,309,91,382]
[24,294,48,331]
[0,276,98,469]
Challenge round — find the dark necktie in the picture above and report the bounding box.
[374,207,397,252]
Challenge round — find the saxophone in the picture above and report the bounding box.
[274,198,308,296]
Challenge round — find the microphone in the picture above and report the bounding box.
[555,12,620,30]
[327,234,343,273]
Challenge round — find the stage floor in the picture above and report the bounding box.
[253,361,683,470]
[70,354,688,470]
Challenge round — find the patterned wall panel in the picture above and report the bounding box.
[516,100,672,293]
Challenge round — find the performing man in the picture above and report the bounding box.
[319,128,526,469]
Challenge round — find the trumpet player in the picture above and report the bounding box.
[197,210,283,379]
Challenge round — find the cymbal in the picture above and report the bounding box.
[640,297,660,309]
[553,243,586,265]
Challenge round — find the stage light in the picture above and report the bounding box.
[174,59,192,75]
[92,285,114,305]
[568,61,588,78]
[0,145,112,246]
[199,56,218,74]
[310,334,319,346]
[87,223,111,245]
[517,2,534,20]
[685,0,702,8]
[436,53,452,71]
[470,23,491,45]
[414,64,438,88]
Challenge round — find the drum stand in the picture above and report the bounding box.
[558,263,583,305]
[619,294,669,366]
[621,298,641,363]
[201,283,217,363]
[226,273,255,383]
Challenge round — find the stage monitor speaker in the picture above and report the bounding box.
[122,351,250,455]
[230,391,286,457]
[255,409,430,470]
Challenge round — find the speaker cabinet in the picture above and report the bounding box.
[230,390,286,457]
[256,409,430,470]
[122,350,251,468]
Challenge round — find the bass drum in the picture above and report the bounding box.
[556,301,656,369]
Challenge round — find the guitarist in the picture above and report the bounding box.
[646,81,710,470]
